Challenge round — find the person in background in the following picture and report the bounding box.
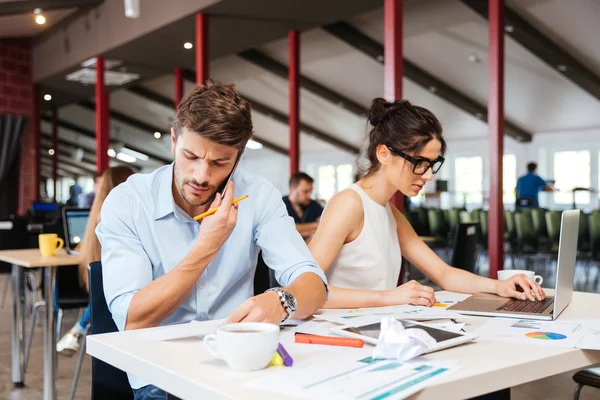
[67,176,83,206]
[57,166,135,355]
[283,172,324,239]
[516,162,554,208]
[308,98,544,309]
[78,172,101,208]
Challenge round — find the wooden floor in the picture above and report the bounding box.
[0,273,598,399]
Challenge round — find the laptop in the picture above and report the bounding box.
[448,209,580,320]
[62,207,91,255]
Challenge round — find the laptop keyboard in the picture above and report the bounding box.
[497,298,553,314]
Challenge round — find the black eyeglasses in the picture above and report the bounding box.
[387,146,445,175]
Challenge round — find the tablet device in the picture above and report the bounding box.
[329,319,477,353]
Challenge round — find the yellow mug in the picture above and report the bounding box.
[38,234,64,257]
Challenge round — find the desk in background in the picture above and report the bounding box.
[0,249,80,400]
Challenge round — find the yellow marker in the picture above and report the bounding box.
[193,195,248,221]
[270,352,284,367]
[432,302,447,308]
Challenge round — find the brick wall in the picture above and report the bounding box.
[0,38,38,215]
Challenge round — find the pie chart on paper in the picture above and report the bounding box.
[526,331,567,340]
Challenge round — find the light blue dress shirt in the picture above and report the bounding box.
[96,163,327,389]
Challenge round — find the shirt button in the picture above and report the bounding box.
[199,282,205,289]
[198,312,206,319]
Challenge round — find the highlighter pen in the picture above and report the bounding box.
[193,195,248,221]
[277,343,293,367]
[270,352,284,367]
[295,333,364,348]
[432,302,447,307]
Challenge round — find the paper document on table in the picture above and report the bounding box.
[314,305,460,327]
[420,319,466,333]
[561,319,600,350]
[475,318,587,348]
[133,319,225,341]
[244,348,460,400]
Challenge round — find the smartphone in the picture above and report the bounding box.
[218,149,244,197]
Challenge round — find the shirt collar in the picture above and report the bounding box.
[155,163,176,220]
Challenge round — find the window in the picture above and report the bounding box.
[316,164,354,202]
[503,154,517,205]
[553,150,590,205]
[454,156,483,205]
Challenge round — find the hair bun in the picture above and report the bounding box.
[368,98,411,126]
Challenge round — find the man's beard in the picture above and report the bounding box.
[174,162,216,207]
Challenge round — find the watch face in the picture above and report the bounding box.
[283,291,297,309]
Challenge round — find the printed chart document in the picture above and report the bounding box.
[475,318,588,348]
[314,305,461,327]
[244,347,460,400]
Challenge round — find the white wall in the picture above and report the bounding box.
[443,127,600,211]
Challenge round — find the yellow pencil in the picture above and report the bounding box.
[432,302,447,308]
[193,195,248,221]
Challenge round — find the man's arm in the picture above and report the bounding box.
[227,184,327,324]
[97,182,238,331]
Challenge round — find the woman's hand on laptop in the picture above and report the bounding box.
[381,280,437,307]
[495,275,545,301]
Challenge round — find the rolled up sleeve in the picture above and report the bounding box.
[253,184,327,288]
[96,191,153,331]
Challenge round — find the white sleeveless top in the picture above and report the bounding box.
[326,184,402,290]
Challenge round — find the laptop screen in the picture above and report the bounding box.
[65,209,90,249]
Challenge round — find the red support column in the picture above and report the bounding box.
[51,106,58,203]
[175,67,184,110]
[384,0,404,212]
[196,13,209,86]
[32,84,40,201]
[96,57,109,173]
[289,30,300,175]
[488,0,505,279]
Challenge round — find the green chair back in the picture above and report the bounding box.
[427,209,449,240]
[545,210,562,253]
[515,211,537,253]
[589,210,600,261]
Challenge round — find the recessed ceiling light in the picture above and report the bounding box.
[154,132,161,139]
[246,139,263,150]
[505,25,514,33]
[44,94,52,101]
[468,54,480,63]
[557,64,568,72]
[48,149,55,155]
[376,55,384,63]
[34,8,45,25]
[428,86,437,93]
[184,42,193,50]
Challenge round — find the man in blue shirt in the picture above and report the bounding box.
[96,82,328,399]
[516,162,554,207]
[282,172,324,239]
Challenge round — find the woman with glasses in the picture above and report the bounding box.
[308,98,544,308]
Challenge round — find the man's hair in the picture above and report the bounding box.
[527,162,537,173]
[173,81,253,150]
[289,172,314,188]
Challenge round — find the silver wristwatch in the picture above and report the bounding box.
[266,287,297,323]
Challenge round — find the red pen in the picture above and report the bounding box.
[295,333,364,348]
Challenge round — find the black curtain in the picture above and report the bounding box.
[0,115,28,217]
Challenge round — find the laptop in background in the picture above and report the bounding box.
[62,207,90,255]
[448,209,579,320]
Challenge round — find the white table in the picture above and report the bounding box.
[0,249,81,400]
[87,291,600,400]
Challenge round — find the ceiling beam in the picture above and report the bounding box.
[124,84,290,157]
[182,69,360,154]
[41,155,94,176]
[238,50,367,117]
[323,21,533,143]
[0,0,103,16]
[40,115,172,164]
[41,135,141,171]
[461,0,600,103]
[78,100,169,137]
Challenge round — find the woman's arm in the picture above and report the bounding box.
[390,205,544,301]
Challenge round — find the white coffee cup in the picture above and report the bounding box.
[203,322,279,371]
[497,269,543,285]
